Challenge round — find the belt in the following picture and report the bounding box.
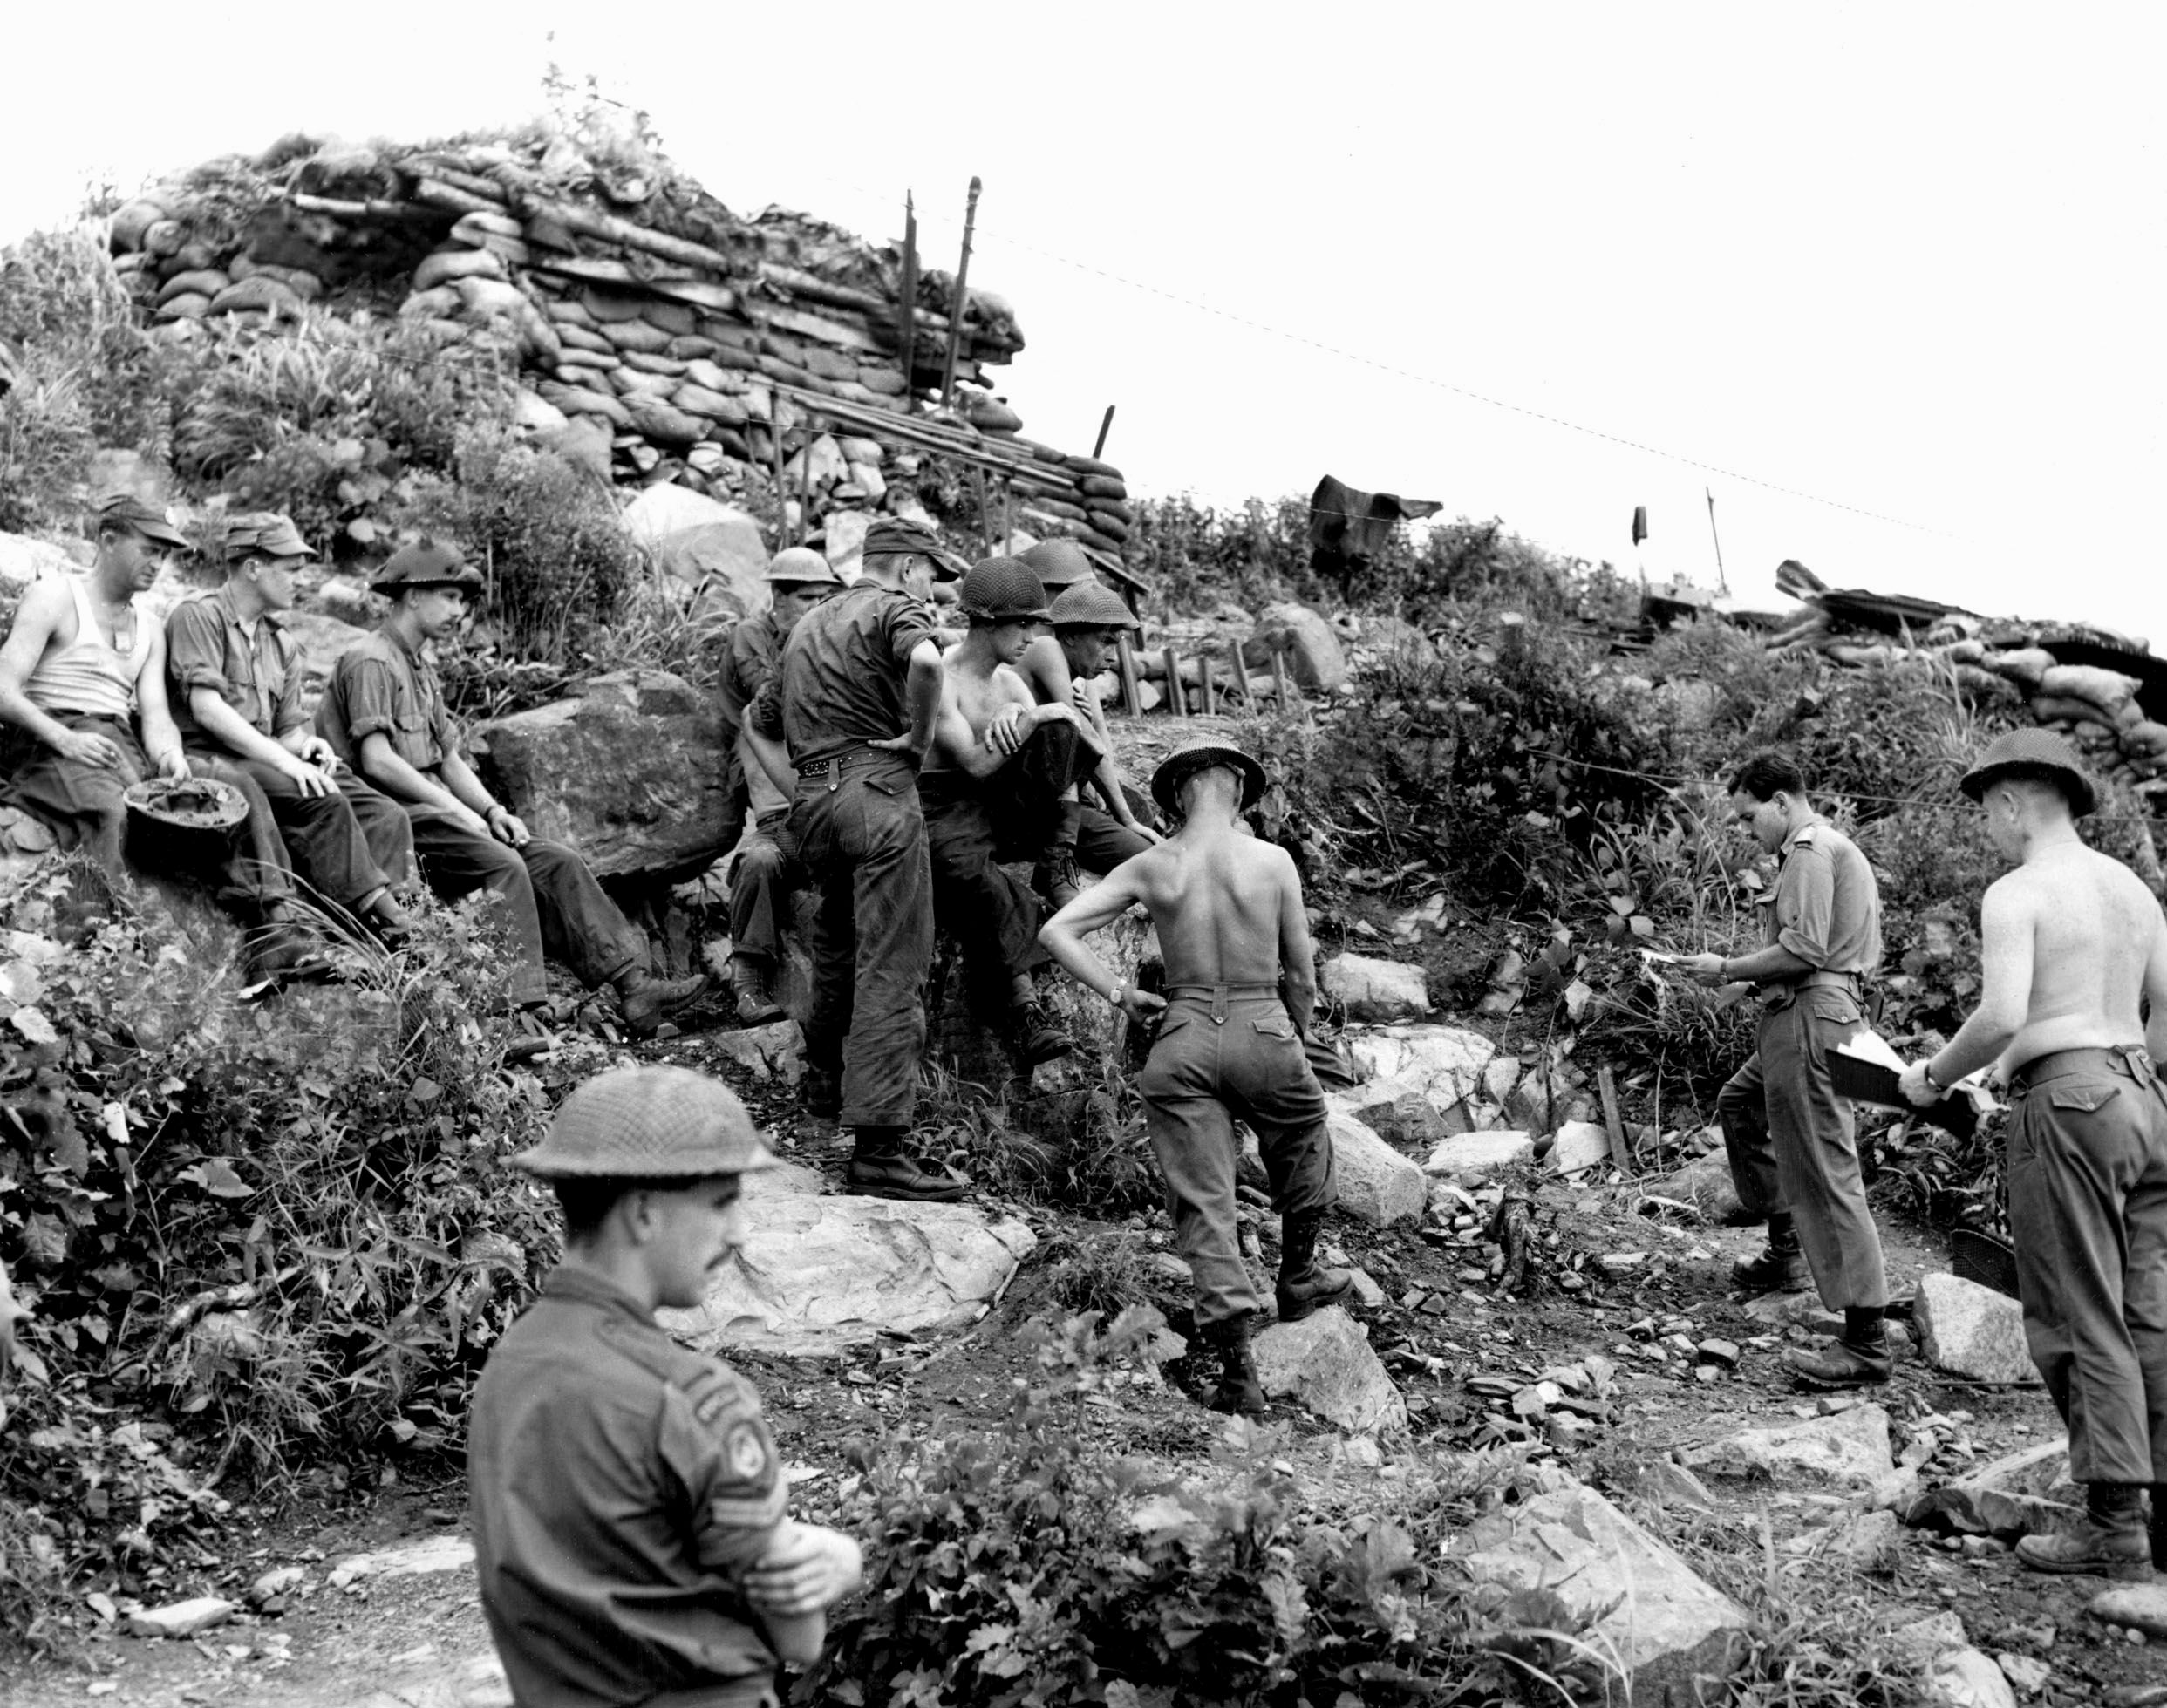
[1761,968,1864,996]
[2009,1044,2153,1093]
[1163,983,1280,997]
[794,746,886,789]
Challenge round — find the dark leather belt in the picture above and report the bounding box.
[794,746,883,788]
[2010,1044,2153,1092]
[1163,983,1280,997]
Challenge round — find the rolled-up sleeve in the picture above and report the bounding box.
[748,678,784,742]
[883,603,934,666]
[1774,848,1836,967]
[340,658,405,745]
[163,602,231,700]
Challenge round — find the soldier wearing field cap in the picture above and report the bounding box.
[1039,739,1348,1415]
[722,548,842,1025]
[743,515,967,1201]
[166,512,413,942]
[471,1065,863,1706]
[920,555,1106,1069]
[316,541,706,1035]
[1898,729,2167,1577]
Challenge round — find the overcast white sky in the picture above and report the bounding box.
[7,4,2163,637]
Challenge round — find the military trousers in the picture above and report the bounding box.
[184,747,412,914]
[727,808,801,963]
[2007,1046,2167,1487]
[1139,987,1337,1328]
[787,751,931,1128]
[1054,797,1153,874]
[405,803,646,1006]
[1716,986,1889,1310]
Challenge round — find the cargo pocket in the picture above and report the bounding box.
[2048,1084,2114,1115]
[1251,1015,1298,1041]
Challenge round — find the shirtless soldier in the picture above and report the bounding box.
[1899,729,2167,1578]
[920,556,1102,1066]
[1039,738,1349,1414]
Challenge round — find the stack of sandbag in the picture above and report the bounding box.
[1984,649,2167,787]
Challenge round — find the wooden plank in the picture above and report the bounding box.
[1598,1066,1629,1172]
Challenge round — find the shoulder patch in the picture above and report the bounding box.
[1791,826,1818,847]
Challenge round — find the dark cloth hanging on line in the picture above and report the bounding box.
[1308,474,1442,592]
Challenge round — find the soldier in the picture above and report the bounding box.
[164,512,413,942]
[919,557,1101,1067]
[1898,730,2167,1577]
[471,1065,864,1704]
[721,548,842,1025]
[315,541,705,1035]
[1687,749,1891,1387]
[743,517,967,1201]
[1039,739,1349,1414]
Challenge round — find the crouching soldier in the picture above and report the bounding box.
[1039,739,1349,1413]
[471,1065,864,1704]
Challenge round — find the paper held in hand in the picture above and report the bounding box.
[1828,1028,1906,1106]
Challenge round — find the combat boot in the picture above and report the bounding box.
[247,912,336,986]
[1785,1308,1892,1389]
[617,968,709,1038]
[847,1127,968,1203]
[730,953,787,1026]
[1274,1208,1353,1322]
[1012,999,1073,1067]
[1032,847,1082,912]
[2015,1487,2151,1579]
[1198,1311,1267,1416]
[1730,1214,1808,1294]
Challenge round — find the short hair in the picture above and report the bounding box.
[1982,763,2084,816]
[551,1174,737,1242]
[1730,750,1808,802]
[862,550,917,578]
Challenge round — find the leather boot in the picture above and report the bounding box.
[2016,1487,2151,1578]
[358,888,412,948]
[1274,1208,1353,1322]
[248,914,336,985]
[1032,847,1082,912]
[847,1126,967,1202]
[1784,1310,1893,1389]
[617,968,709,1038]
[1012,999,1073,1067]
[1731,1215,1808,1294]
[730,953,786,1026]
[1198,1312,1267,1416]
[801,1069,842,1123]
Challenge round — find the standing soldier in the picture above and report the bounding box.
[1688,749,1891,1387]
[164,512,413,941]
[1039,739,1348,1414]
[471,1065,864,1704]
[315,541,706,1034]
[1898,730,2167,1578]
[720,548,841,1024]
[744,518,967,1201]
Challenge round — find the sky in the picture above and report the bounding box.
[5,3,2164,638]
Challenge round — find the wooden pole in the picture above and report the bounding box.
[1162,645,1185,717]
[1598,1065,1629,1173]
[897,190,918,414]
[798,429,816,548]
[1115,631,1144,717]
[1270,648,1290,705]
[1092,404,1116,459]
[1225,639,1248,707]
[1198,649,1216,717]
[939,176,982,412]
[1704,486,1729,596]
[770,423,788,544]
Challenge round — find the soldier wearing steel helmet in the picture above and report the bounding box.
[470,1065,863,1705]
[720,548,842,1025]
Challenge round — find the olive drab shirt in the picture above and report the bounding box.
[163,587,309,745]
[312,628,460,775]
[748,582,935,767]
[1759,819,1884,980]
[468,1266,788,1708]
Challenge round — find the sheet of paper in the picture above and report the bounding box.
[1836,1028,1905,1072]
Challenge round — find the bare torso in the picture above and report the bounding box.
[2000,842,2164,1069]
[1128,823,1297,986]
[922,647,1035,779]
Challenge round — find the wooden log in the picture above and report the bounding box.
[1162,647,1185,717]
[762,262,891,319]
[896,194,918,412]
[1115,631,1144,718]
[1598,1065,1629,1173]
[289,191,435,221]
[1271,649,1291,704]
[410,177,501,217]
[1199,649,1216,716]
[1225,639,1247,704]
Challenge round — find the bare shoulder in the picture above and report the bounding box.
[991,663,1038,706]
[1981,867,2043,921]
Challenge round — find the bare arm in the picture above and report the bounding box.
[869,640,943,759]
[1928,880,2034,1085]
[0,583,122,765]
[746,726,794,796]
[358,732,491,834]
[2143,911,2167,1065]
[1275,850,1319,1038]
[1720,942,1816,983]
[188,688,334,794]
[133,626,187,779]
[1039,861,1166,1023]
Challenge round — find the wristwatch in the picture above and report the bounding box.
[1108,983,1128,1008]
[1921,1058,1946,1093]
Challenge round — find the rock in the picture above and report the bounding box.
[624,483,752,548]
[1454,1478,1748,1704]
[473,670,733,881]
[1346,1090,1458,1147]
[1920,1438,2082,1540]
[511,386,569,435]
[1251,1305,1407,1433]
[1320,952,1430,1022]
[1550,1119,1613,1174]
[248,1566,305,1605]
[2089,1583,2167,1640]
[1651,1148,1744,1224]
[0,532,76,589]
[1929,1649,2019,1708]
[1916,1271,2041,1385]
[1325,1110,1426,1228]
[1505,1073,1556,1133]
[655,521,772,616]
[1347,1024,1497,1106]
[276,610,370,696]
[543,418,616,484]
[126,1597,238,1638]
[326,1536,475,1585]
[1680,1404,1893,1490]
[1424,1130,1533,1182]
[1890,1612,1970,1668]
[660,1160,1033,1355]
[1250,602,1347,693]
[821,510,870,579]
[1995,1654,2050,1697]
[1347,1267,1387,1309]
[1822,1507,1901,1569]
[701,1019,803,1084]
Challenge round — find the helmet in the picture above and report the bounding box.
[1047,580,1137,629]
[959,556,1052,622]
[765,546,842,587]
[512,1065,780,1179]
[370,539,482,595]
[1017,539,1094,590]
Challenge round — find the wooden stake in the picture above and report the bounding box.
[1225,639,1247,707]
[1199,650,1216,717]
[939,176,982,412]
[770,423,788,544]
[798,430,816,547]
[898,190,918,413]
[1093,404,1116,459]
[1598,1065,1629,1172]
[1115,631,1143,717]
[1270,648,1290,704]
[1162,645,1185,717]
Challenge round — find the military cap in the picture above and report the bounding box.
[765,546,843,587]
[960,555,1052,622]
[1959,727,2098,817]
[1017,538,1095,590]
[92,493,190,549]
[1048,579,1138,630]
[862,516,970,582]
[224,512,311,561]
[370,539,483,595]
[1151,738,1268,818]
[513,1065,780,1180]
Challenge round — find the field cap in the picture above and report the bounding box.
[94,493,190,549]
[513,1065,780,1180]
[863,517,970,582]
[1049,580,1137,630]
[370,539,483,595]
[960,556,1052,622]
[765,546,842,587]
[225,512,311,561]
[1959,727,2098,817]
[1017,538,1095,590]
[1151,738,1268,817]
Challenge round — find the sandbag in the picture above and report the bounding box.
[674,384,751,425]
[557,322,614,354]
[208,276,303,318]
[2039,663,2140,712]
[1988,647,2056,690]
[2122,719,2167,755]
[605,318,672,356]
[1065,453,1121,478]
[2029,693,2108,725]
[537,382,630,429]
[627,399,707,447]
[233,258,323,299]
[1085,514,1129,542]
[554,347,617,375]
[1079,528,1125,554]
[412,248,504,292]
[155,292,211,321]
[644,300,698,337]
[856,366,908,396]
[1079,474,1128,500]
[548,296,598,329]
[157,269,228,305]
[802,347,856,382]
[667,336,721,361]
[623,350,690,377]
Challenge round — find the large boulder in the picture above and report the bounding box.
[655,521,770,616]
[1425,1130,1533,1182]
[1550,1119,1614,1174]
[1346,1024,1497,1106]
[1320,952,1430,1022]
[275,610,371,698]
[1250,1305,1406,1433]
[2087,1582,2167,1640]
[1451,1478,1749,1705]
[0,533,76,589]
[1914,1438,2082,1541]
[473,670,733,881]
[660,1162,1036,1356]
[1247,602,1347,693]
[1679,1404,1894,1491]
[1322,1110,1425,1228]
[1916,1272,2040,1385]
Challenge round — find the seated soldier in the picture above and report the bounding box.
[165,513,412,942]
[314,541,706,1036]
[0,495,322,975]
[918,557,1103,1067]
[722,548,842,1024]
[1009,561,1159,907]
